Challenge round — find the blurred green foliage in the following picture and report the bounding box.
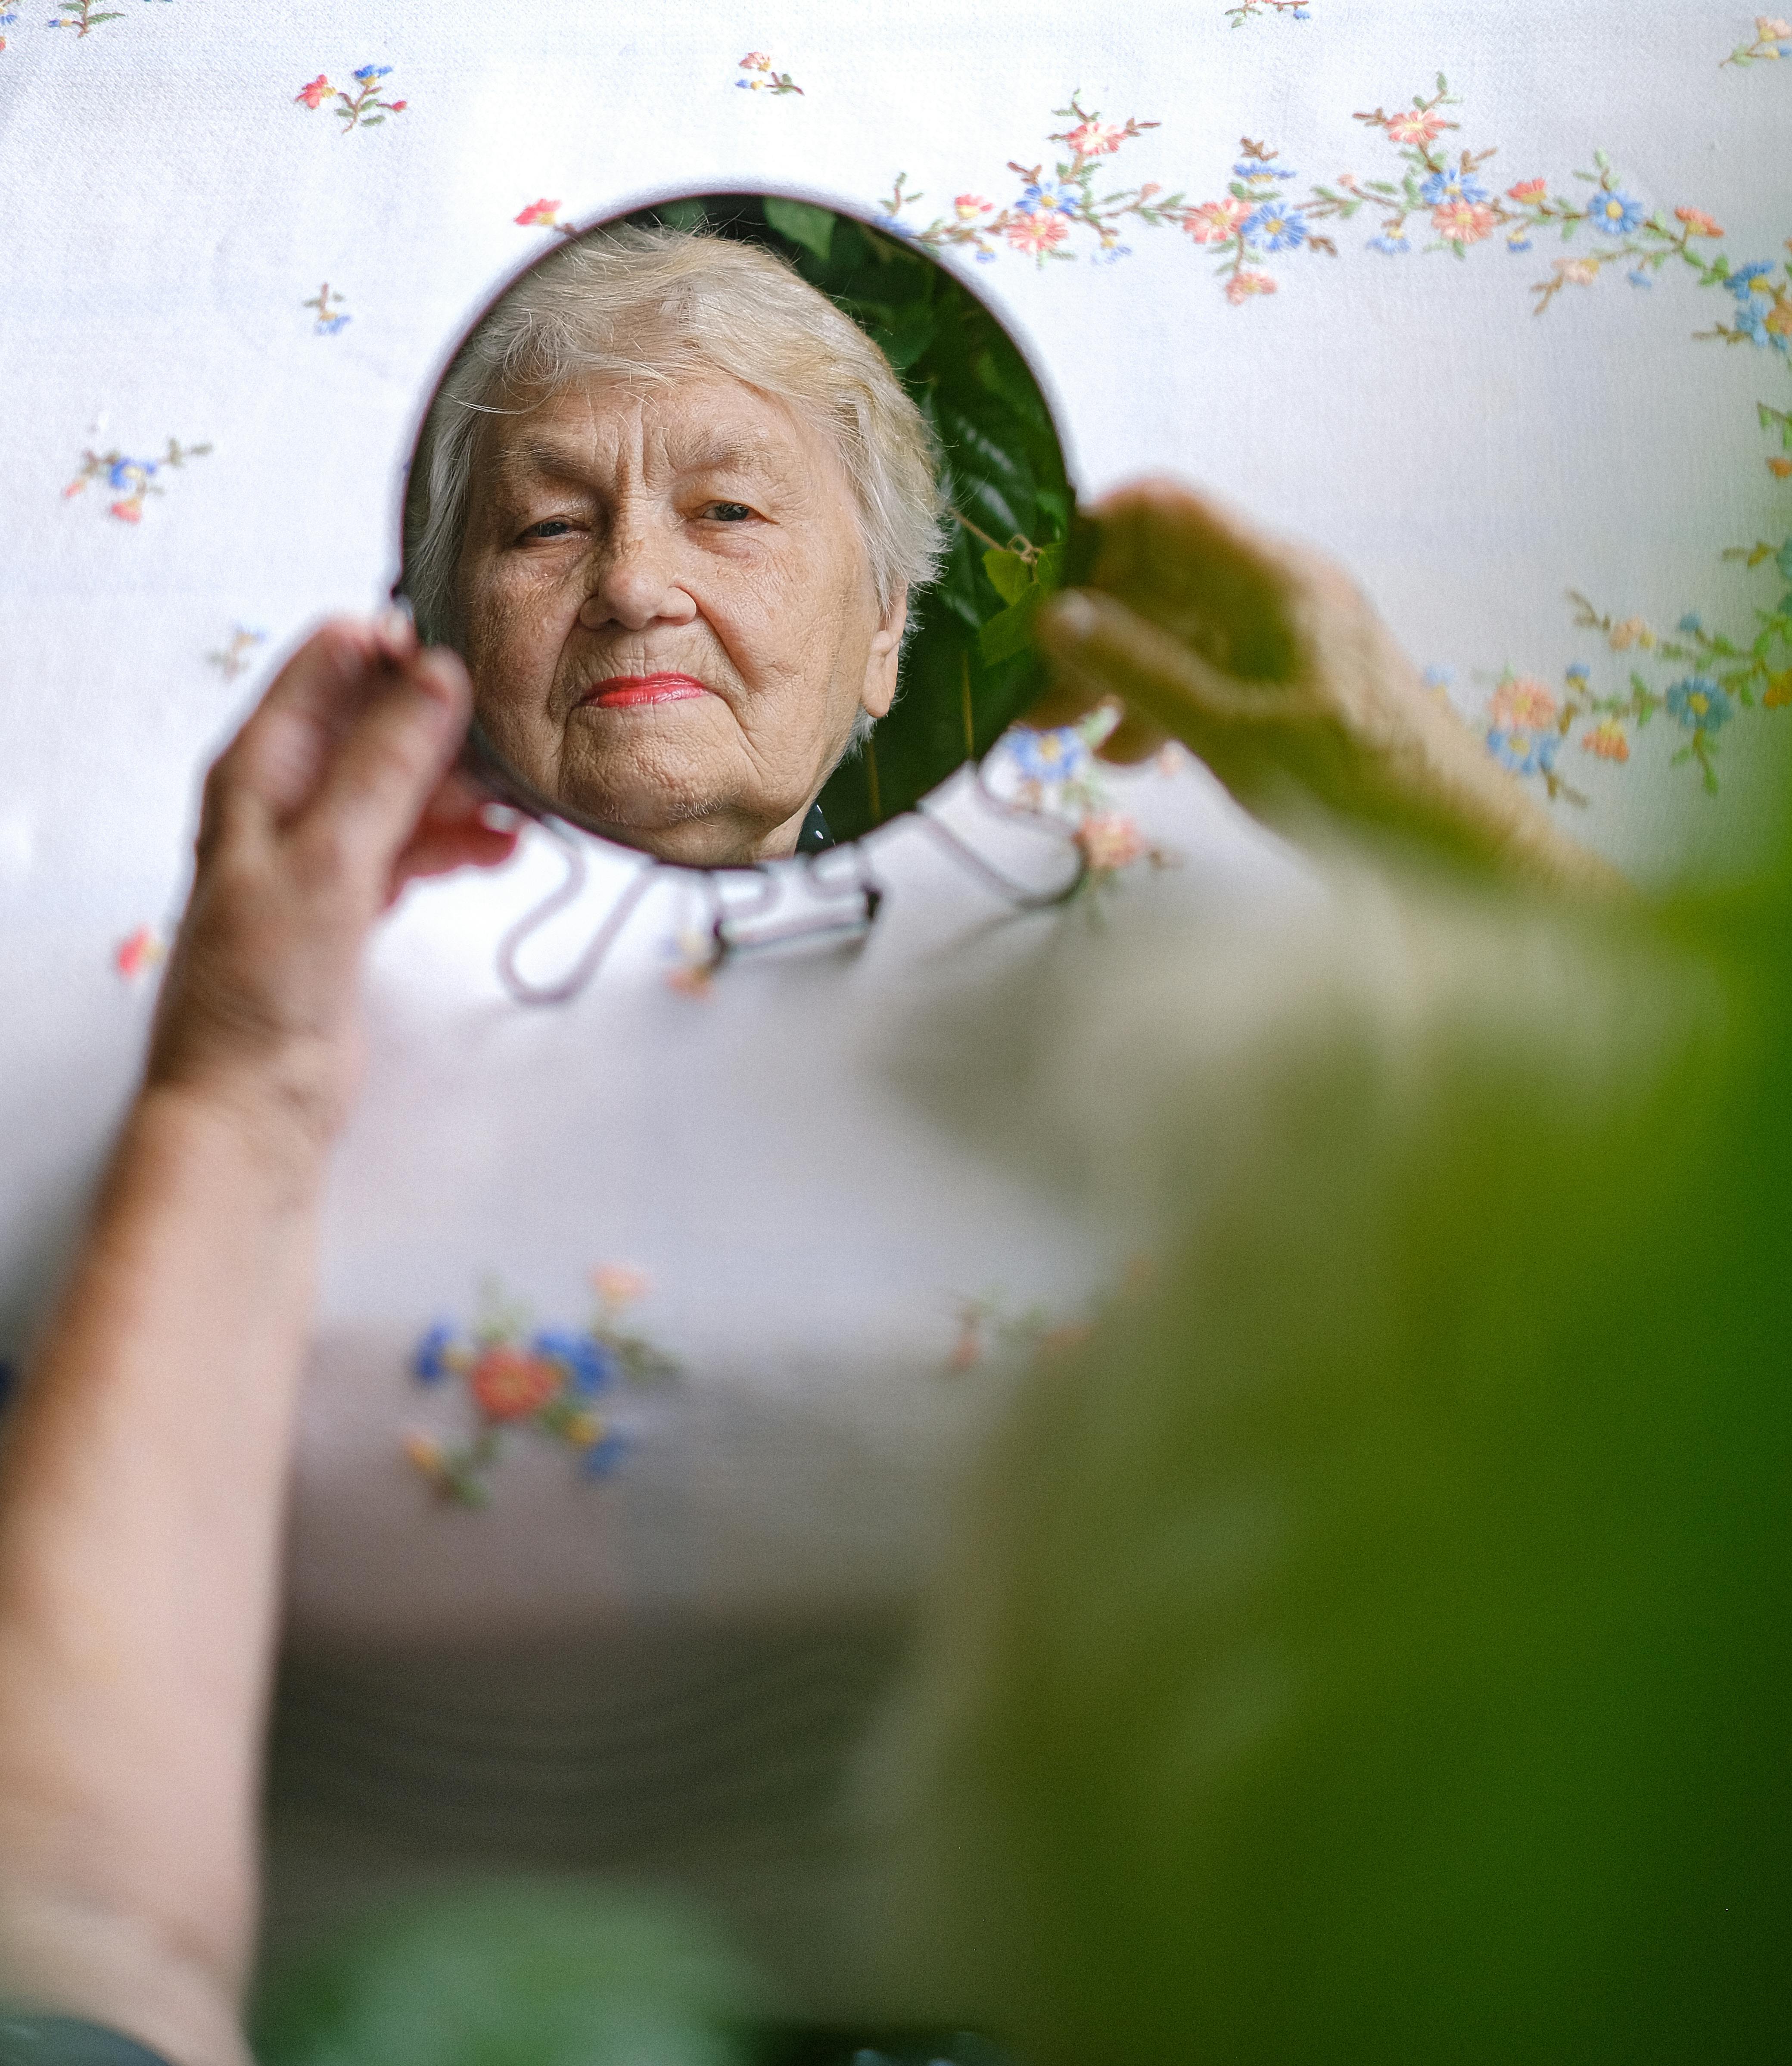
[623,195,1075,840]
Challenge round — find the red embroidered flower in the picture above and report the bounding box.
[295,75,333,110]
[514,199,562,227]
[1507,178,1548,203]
[109,497,143,523]
[1007,213,1070,255]
[1674,206,1724,238]
[470,1345,563,1422]
[1386,110,1447,146]
[1224,268,1276,305]
[1432,199,1498,245]
[1185,197,1250,244]
[388,100,408,112]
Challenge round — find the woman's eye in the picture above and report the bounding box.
[702,501,756,523]
[521,518,576,541]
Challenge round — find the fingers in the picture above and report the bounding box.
[1019,674,1170,765]
[1036,588,1302,761]
[1087,478,1304,683]
[298,647,470,899]
[388,775,520,897]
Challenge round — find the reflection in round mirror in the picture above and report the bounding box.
[399,190,1089,869]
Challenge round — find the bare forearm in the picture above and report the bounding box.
[0,1085,327,2063]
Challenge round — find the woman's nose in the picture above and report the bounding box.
[578,523,697,633]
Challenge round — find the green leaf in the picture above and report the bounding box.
[982,547,1033,605]
[763,196,835,261]
[980,588,1045,666]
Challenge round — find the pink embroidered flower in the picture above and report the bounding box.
[1489,676,1559,730]
[389,100,408,112]
[1075,812,1148,872]
[1556,257,1600,287]
[114,926,164,979]
[1583,720,1630,762]
[295,75,333,109]
[591,1264,649,1308]
[954,193,992,221]
[1185,197,1249,243]
[739,50,770,69]
[1607,616,1655,653]
[1007,212,1070,255]
[1674,206,1724,237]
[1386,109,1447,146]
[1224,268,1276,305]
[1766,300,1792,339]
[470,1345,563,1422]
[1507,178,1547,203]
[1432,199,1498,244]
[109,496,143,523]
[515,198,562,227]
[1757,16,1792,39]
[1063,118,1126,157]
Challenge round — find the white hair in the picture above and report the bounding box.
[402,223,948,750]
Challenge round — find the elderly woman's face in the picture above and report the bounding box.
[454,370,906,865]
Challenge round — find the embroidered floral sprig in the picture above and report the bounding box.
[1697,249,1792,358]
[302,283,349,335]
[295,64,407,133]
[880,96,1180,266]
[1304,75,1732,306]
[205,625,266,681]
[993,707,1176,891]
[406,1266,676,1508]
[63,437,209,523]
[47,1,122,34]
[1181,135,1336,304]
[1462,545,1792,799]
[1225,0,1311,23]
[514,198,579,238]
[1723,13,1792,65]
[736,50,802,94]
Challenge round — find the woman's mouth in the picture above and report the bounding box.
[581,673,711,710]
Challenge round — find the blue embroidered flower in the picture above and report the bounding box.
[352,63,392,81]
[1665,677,1732,732]
[317,314,351,336]
[1734,300,1775,347]
[1506,235,1533,253]
[1007,725,1092,784]
[1422,665,1454,690]
[1368,234,1410,255]
[1419,168,1488,207]
[1726,262,1774,300]
[414,1322,458,1385]
[1487,727,1559,778]
[1017,179,1077,216]
[1677,613,1703,635]
[1587,190,1644,236]
[1233,160,1294,179]
[533,1329,616,1397]
[1627,268,1653,288]
[1566,662,1592,685]
[1243,201,1306,252]
[580,1431,628,1478]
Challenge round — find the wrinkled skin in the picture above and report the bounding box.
[454,373,907,867]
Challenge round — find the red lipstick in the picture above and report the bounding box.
[582,672,710,709]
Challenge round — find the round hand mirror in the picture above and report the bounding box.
[398,189,1093,870]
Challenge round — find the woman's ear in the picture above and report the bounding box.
[862,588,908,720]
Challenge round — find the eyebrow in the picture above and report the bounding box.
[494,429,797,489]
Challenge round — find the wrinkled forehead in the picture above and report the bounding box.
[470,367,849,504]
